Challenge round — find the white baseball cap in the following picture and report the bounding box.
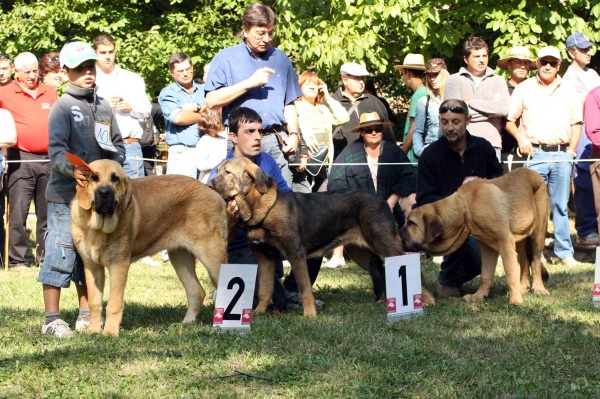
[59,41,99,69]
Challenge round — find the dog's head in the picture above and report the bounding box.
[208,157,270,200]
[75,159,132,233]
[400,205,444,253]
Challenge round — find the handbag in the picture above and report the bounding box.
[306,145,329,176]
[138,116,157,147]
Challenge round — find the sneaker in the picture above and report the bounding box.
[142,256,161,267]
[562,257,579,267]
[285,290,325,310]
[432,256,444,264]
[577,233,598,246]
[436,282,461,298]
[75,319,90,332]
[322,256,345,269]
[282,260,291,267]
[41,319,73,338]
[162,249,169,263]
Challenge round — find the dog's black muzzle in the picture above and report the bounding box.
[94,185,116,215]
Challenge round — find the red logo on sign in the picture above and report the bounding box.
[387,298,396,313]
[242,309,252,324]
[213,308,224,324]
[413,294,423,308]
[594,284,600,296]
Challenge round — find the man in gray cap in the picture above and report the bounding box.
[331,62,395,158]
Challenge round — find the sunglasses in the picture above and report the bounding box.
[48,56,59,63]
[360,126,383,134]
[72,61,96,72]
[539,59,559,68]
[439,105,468,115]
[0,54,10,60]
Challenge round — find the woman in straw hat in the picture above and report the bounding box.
[412,58,450,158]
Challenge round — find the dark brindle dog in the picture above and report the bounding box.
[208,157,435,316]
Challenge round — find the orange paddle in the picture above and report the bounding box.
[63,151,98,176]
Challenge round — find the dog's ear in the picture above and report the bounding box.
[76,183,92,210]
[424,214,443,243]
[123,176,134,213]
[242,163,270,194]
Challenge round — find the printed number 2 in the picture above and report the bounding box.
[398,265,408,307]
[223,277,245,321]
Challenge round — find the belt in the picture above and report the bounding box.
[261,125,284,135]
[123,137,140,144]
[533,143,567,152]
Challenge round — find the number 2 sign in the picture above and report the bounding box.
[385,254,424,322]
[213,263,257,333]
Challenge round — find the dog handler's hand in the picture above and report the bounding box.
[74,165,91,187]
[226,199,239,218]
[305,134,320,153]
[248,67,275,88]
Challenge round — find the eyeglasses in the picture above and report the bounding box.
[539,59,559,68]
[439,105,468,115]
[72,61,96,72]
[360,126,383,134]
[343,75,366,82]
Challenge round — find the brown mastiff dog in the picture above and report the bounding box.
[208,157,435,317]
[71,159,228,336]
[400,168,550,305]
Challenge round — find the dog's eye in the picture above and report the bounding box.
[224,169,231,175]
[91,175,99,182]
[111,173,120,183]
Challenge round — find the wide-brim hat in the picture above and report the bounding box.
[59,41,98,69]
[498,46,537,70]
[349,112,391,132]
[394,53,426,71]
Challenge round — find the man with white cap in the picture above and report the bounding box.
[498,46,536,170]
[563,32,600,247]
[506,46,583,266]
[394,54,427,166]
[0,52,58,268]
[444,36,510,160]
[331,62,395,158]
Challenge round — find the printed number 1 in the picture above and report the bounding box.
[223,277,245,321]
[398,265,408,307]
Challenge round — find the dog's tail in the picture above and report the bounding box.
[368,255,386,301]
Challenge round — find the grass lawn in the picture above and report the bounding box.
[1,252,600,398]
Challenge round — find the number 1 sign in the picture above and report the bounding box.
[213,264,257,333]
[385,254,424,322]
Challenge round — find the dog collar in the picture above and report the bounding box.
[457,192,468,227]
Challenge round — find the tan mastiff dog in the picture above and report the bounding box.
[400,168,550,305]
[71,159,228,336]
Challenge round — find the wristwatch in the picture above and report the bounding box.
[196,103,202,112]
[289,131,299,137]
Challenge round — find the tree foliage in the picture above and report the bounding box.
[0,0,598,100]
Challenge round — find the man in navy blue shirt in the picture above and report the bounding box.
[208,107,324,311]
[205,3,308,192]
[417,99,503,298]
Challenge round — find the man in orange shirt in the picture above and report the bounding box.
[0,52,58,268]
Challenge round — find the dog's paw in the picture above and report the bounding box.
[508,296,523,306]
[102,324,120,337]
[463,293,485,303]
[532,286,550,296]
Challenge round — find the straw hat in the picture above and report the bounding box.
[498,46,537,70]
[349,112,392,132]
[394,54,426,71]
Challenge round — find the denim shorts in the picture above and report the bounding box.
[37,202,85,288]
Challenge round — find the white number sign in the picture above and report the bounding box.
[385,254,424,322]
[213,263,257,333]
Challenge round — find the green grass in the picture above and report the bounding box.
[1,254,600,398]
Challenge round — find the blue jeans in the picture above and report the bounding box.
[527,150,574,259]
[124,142,144,179]
[38,202,85,288]
[438,236,482,287]
[167,144,199,179]
[261,133,292,187]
